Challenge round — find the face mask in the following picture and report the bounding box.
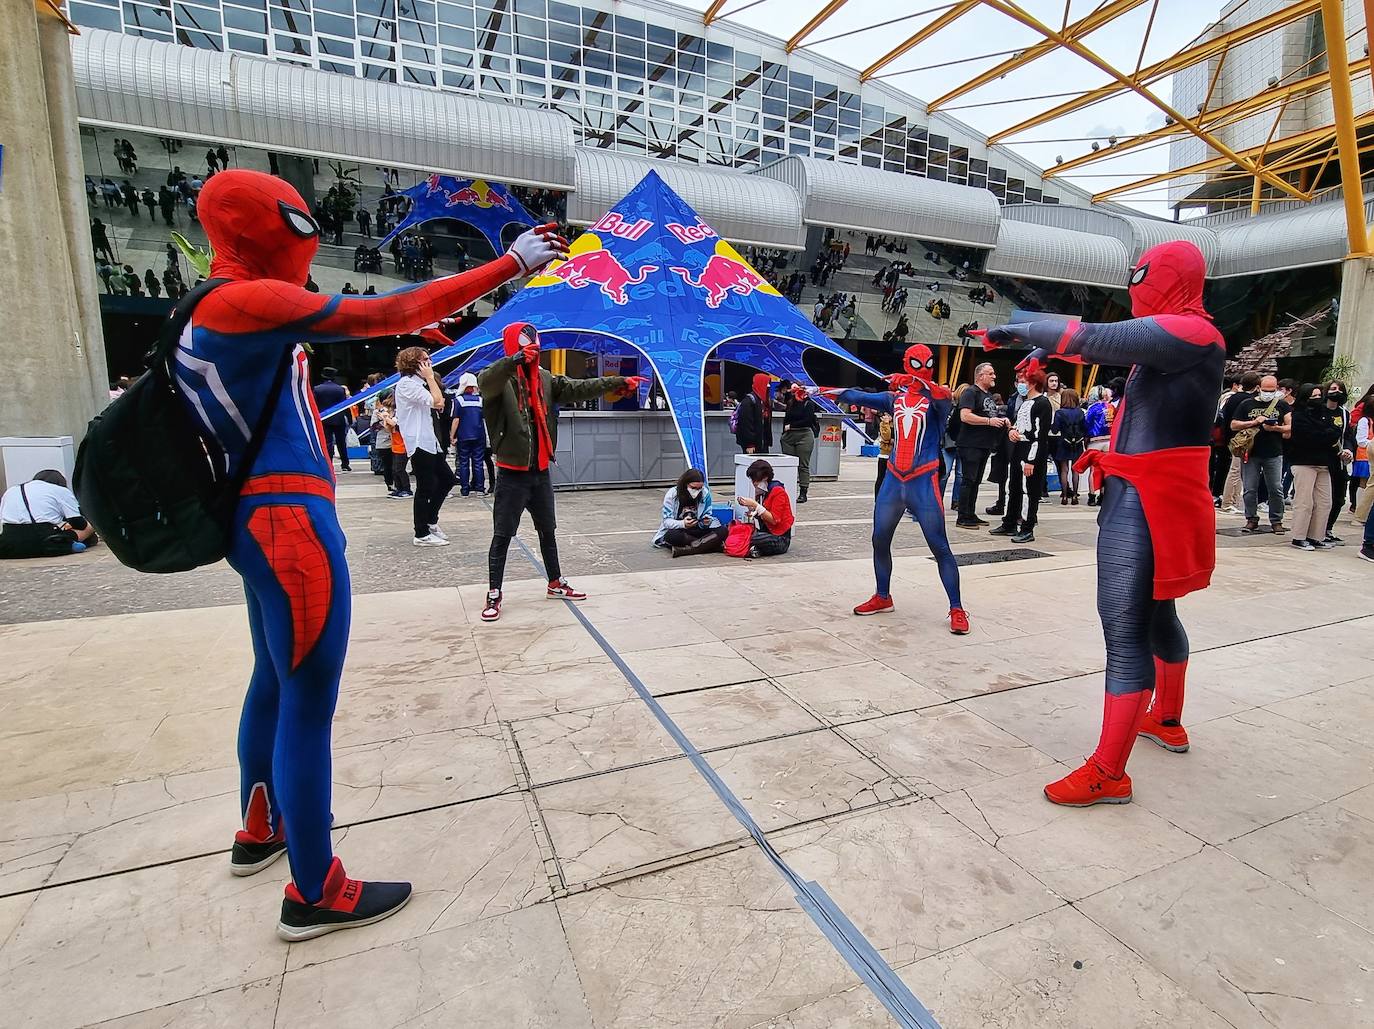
[1329,390,1347,404]
[1015,382,1029,397]
[687,487,702,498]
[1258,390,1279,402]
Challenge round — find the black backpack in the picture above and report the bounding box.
[74,279,292,573]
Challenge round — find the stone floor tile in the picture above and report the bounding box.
[726,628,869,677]
[622,640,765,695]
[772,800,1061,967]
[1128,708,1374,844]
[1079,846,1374,1029]
[1264,676,1374,748]
[897,905,1233,1029]
[1336,783,1374,820]
[558,846,864,1029]
[484,656,637,720]
[0,893,35,948]
[935,764,1205,900]
[842,706,1055,796]
[0,716,164,802]
[588,611,721,653]
[741,986,898,1029]
[1224,801,1374,933]
[284,796,548,970]
[275,904,594,1028]
[331,673,496,747]
[0,854,287,1029]
[84,979,282,1028]
[536,756,743,885]
[773,660,945,723]
[662,679,823,748]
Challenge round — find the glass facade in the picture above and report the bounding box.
[69,0,1060,205]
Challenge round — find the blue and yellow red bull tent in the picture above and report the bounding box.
[332,170,881,473]
[378,175,535,256]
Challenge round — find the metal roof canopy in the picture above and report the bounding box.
[71,29,577,190]
[1209,195,1374,278]
[755,155,1001,248]
[985,218,1132,290]
[569,149,807,249]
[999,203,1221,268]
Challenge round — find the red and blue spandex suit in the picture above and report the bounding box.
[182,170,522,903]
[987,240,1224,787]
[834,345,962,613]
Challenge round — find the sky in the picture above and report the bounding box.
[677,0,1230,216]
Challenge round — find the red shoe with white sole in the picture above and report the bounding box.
[1044,759,1133,807]
[547,577,587,600]
[1137,711,1190,752]
[949,607,970,635]
[853,594,894,616]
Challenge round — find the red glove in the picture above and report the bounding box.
[521,343,540,366]
[979,326,1021,350]
[884,373,918,391]
[622,376,648,390]
[816,387,844,400]
[928,382,952,401]
[418,324,451,347]
[1015,349,1050,375]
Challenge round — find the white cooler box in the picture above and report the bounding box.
[0,436,75,488]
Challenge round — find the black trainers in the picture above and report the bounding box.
[1324,533,1344,546]
[1361,543,1374,563]
[277,857,412,942]
[1309,538,1333,550]
[1012,529,1035,543]
[985,504,1004,516]
[1291,538,1315,551]
[231,835,287,876]
[988,524,1015,536]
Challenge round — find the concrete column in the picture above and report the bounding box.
[1335,255,1374,389]
[37,7,110,414]
[0,2,105,490]
[276,154,317,210]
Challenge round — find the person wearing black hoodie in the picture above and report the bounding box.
[734,373,773,454]
[1288,382,1342,551]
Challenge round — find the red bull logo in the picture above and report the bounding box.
[670,254,767,309]
[443,179,513,211]
[546,249,658,304]
[425,174,444,196]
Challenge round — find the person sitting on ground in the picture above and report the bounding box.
[0,470,97,558]
[736,459,794,558]
[654,468,727,558]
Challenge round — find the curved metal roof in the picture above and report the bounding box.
[1000,204,1221,268]
[71,29,576,189]
[1211,197,1374,278]
[755,156,1002,248]
[569,149,806,250]
[985,218,1132,290]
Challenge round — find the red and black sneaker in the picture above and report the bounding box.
[230,783,287,877]
[547,577,587,600]
[949,607,970,635]
[480,589,502,622]
[277,857,412,942]
[853,594,894,616]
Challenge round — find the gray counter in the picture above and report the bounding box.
[548,411,844,488]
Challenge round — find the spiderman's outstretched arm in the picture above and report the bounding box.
[194,257,520,343]
[829,389,894,414]
[985,316,1218,374]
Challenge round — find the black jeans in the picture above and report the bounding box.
[874,456,888,498]
[751,529,791,557]
[663,523,728,554]
[1329,462,1349,534]
[956,446,992,519]
[390,451,410,494]
[410,448,456,538]
[323,420,351,470]
[1003,457,1047,530]
[489,467,561,589]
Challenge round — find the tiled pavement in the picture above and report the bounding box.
[1,460,1371,1027]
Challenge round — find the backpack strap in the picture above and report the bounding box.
[18,484,35,524]
[148,277,231,369]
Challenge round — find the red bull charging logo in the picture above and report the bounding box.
[527,233,657,305]
[442,179,513,212]
[669,241,782,309]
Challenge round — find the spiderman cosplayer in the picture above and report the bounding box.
[980,240,1224,806]
[824,344,970,635]
[179,170,564,939]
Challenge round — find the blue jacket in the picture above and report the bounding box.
[313,380,349,426]
[454,390,486,441]
[653,483,719,547]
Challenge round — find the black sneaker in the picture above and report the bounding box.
[1290,538,1315,551]
[1361,543,1374,563]
[1308,538,1333,550]
[985,505,1004,516]
[988,524,1015,536]
[954,520,982,530]
[1012,529,1035,543]
[277,858,412,942]
[231,834,287,877]
[1324,533,1344,546]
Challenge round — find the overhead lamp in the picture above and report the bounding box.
[1091,142,1100,151]
[1108,135,1117,145]
[1268,76,1279,87]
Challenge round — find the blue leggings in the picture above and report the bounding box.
[228,492,350,904]
[1096,478,1188,696]
[873,470,961,608]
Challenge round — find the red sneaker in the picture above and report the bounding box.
[230,782,285,876]
[277,857,412,942]
[547,577,587,600]
[1044,759,1132,807]
[1138,711,1190,752]
[480,589,502,622]
[949,607,970,635]
[853,594,894,616]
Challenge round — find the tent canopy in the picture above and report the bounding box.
[377,175,535,256]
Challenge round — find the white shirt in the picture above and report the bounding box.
[395,375,439,456]
[1,480,81,525]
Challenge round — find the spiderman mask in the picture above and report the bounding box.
[1127,240,1208,320]
[199,170,320,287]
[903,344,936,382]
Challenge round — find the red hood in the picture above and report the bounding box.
[752,373,771,404]
[503,321,535,357]
[1128,240,1210,319]
[199,170,319,286]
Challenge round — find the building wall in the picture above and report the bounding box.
[62,0,1074,206]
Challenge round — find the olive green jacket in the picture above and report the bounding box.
[478,355,627,469]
